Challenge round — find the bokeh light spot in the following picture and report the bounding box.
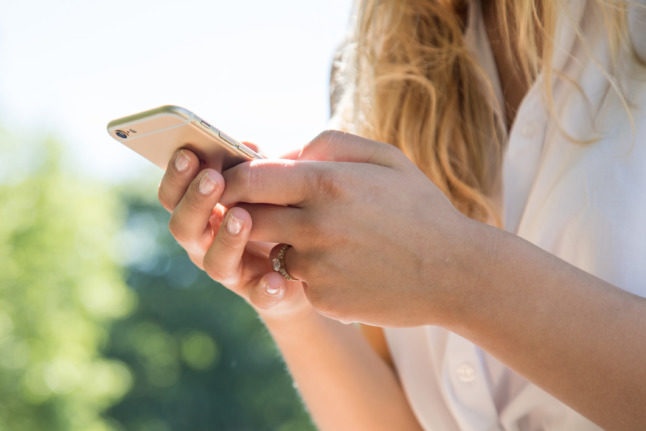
[180,331,219,371]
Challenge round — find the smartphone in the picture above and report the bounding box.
[107,105,263,170]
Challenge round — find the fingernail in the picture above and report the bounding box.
[199,170,219,195]
[174,150,190,172]
[264,281,281,296]
[226,212,242,236]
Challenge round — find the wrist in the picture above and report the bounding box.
[255,287,324,328]
[258,304,317,328]
[261,306,342,343]
[432,217,507,331]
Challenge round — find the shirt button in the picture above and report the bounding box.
[456,363,476,383]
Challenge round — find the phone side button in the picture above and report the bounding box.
[199,120,211,129]
[218,131,238,147]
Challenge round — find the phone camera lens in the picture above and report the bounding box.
[115,130,128,139]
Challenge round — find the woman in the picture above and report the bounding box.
[157,0,646,429]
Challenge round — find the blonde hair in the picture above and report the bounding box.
[333,0,642,224]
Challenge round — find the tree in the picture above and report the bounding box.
[0,127,313,430]
[103,186,314,431]
[0,131,134,431]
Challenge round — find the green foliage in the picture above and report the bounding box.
[0,129,313,430]
[0,132,134,431]
[104,189,315,430]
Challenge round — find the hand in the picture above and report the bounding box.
[220,131,486,327]
[157,147,313,321]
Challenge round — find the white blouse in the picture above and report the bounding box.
[383,1,646,430]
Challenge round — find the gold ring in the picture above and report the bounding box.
[272,244,297,281]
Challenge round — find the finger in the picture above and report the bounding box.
[168,169,224,254]
[297,130,402,167]
[248,272,287,310]
[248,272,308,312]
[237,204,305,245]
[202,207,252,287]
[278,147,303,160]
[241,141,259,153]
[240,141,271,160]
[158,149,202,211]
[268,243,307,282]
[221,159,324,207]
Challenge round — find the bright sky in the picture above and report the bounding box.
[0,0,353,181]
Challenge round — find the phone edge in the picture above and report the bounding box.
[106,105,193,131]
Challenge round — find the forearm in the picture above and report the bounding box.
[452,222,646,430]
[262,310,422,431]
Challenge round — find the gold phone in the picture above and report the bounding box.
[107,105,263,170]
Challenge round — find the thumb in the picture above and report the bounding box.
[288,130,400,167]
[248,272,305,313]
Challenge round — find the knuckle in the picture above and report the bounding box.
[381,142,405,165]
[195,169,224,195]
[168,214,189,243]
[388,143,405,159]
[309,167,343,200]
[158,181,174,211]
[201,226,247,285]
[202,251,224,279]
[303,130,343,157]
[187,252,205,270]
[319,129,345,142]
[217,235,243,255]
[245,163,264,193]
[184,191,208,213]
[230,163,250,187]
[204,263,227,284]
[167,214,181,238]
[203,254,237,287]
[182,177,222,213]
[225,163,253,202]
[184,238,207,258]
[316,129,340,142]
[381,141,398,156]
[217,223,246,249]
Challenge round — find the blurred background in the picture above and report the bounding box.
[0,1,352,430]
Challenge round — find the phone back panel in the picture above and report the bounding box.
[107,105,261,171]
